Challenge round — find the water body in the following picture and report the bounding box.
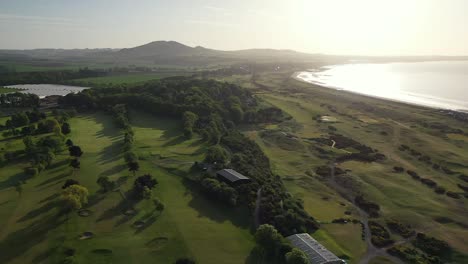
[296,61,468,111]
[6,84,88,98]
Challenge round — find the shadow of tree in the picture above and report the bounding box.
[162,135,186,147]
[32,246,58,263]
[17,200,60,223]
[99,164,126,177]
[86,192,107,208]
[46,159,69,170]
[35,172,69,187]
[38,193,60,204]
[97,140,123,165]
[134,214,159,234]
[96,190,137,222]
[0,212,66,263]
[181,177,252,229]
[0,171,32,191]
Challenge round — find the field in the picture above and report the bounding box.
[0,62,111,73]
[70,72,191,86]
[0,112,255,263]
[0,87,19,94]
[234,71,468,263]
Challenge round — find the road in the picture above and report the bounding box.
[254,188,262,228]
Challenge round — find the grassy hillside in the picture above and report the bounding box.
[0,111,255,264]
[227,70,468,263]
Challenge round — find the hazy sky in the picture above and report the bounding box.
[1,0,467,56]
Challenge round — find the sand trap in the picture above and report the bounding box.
[133,220,145,228]
[123,209,137,216]
[146,237,169,250]
[79,231,94,240]
[320,116,338,123]
[77,209,92,217]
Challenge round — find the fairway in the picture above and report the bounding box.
[0,111,255,264]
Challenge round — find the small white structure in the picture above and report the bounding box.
[287,233,345,264]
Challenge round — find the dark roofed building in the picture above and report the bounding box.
[287,233,345,264]
[216,169,251,185]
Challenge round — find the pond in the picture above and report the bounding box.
[6,84,88,98]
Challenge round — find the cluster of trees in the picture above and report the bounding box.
[97,176,116,192]
[368,221,394,248]
[68,144,83,174]
[399,144,456,175]
[0,68,105,86]
[22,134,65,175]
[133,174,158,199]
[355,195,380,218]
[328,133,386,163]
[254,224,309,264]
[388,245,443,264]
[0,92,39,108]
[200,176,238,206]
[182,111,198,138]
[220,132,319,236]
[404,170,463,198]
[59,78,315,235]
[2,109,74,138]
[59,78,287,126]
[413,233,451,258]
[386,219,415,238]
[109,104,140,176]
[61,184,89,211]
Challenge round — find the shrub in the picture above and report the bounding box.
[24,167,39,176]
[413,233,451,258]
[369,221,394,247]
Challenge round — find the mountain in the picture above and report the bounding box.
[0,41,319,67]
[118,41,217,58]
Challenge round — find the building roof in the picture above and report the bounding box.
[287,233,343,264]
[216,169,250,183]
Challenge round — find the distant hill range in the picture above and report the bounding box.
[1,40,467,68]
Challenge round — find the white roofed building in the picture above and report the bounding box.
[287,233,346,264]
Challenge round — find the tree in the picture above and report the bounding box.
[62,179,80,189]
[153,198,165,212]
[124,151,138,163]
[255,224,283,254]
[204,145,229,165]
[127,161,140,176]
[70,159,80,174]
[134,174,158,198]
[286,248,310,264]
[65,139,74,147]
[142,186,152,199]
[61,184,89,211]
[175,258,195,264]
[182,111,198,138]
[61,122,71,134]
[69,145,83,158]
[97,176,115,192]
[23,136,35,154]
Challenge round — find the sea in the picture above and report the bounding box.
[296,61,468,111]
[5,84,88,98]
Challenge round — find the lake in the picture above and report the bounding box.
[6,84,88,98]
[296,61,468,111]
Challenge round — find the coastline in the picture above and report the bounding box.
[291,71,468,114]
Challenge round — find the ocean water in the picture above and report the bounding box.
[296,61,468,111]
[6,84,88,98]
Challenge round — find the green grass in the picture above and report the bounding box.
[312,224,366,264]
[0,87,19,94]
[71,72,191,86]
[0,111,255,264]
[238,70,468,262]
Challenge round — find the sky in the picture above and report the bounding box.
[0,0,467,56]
